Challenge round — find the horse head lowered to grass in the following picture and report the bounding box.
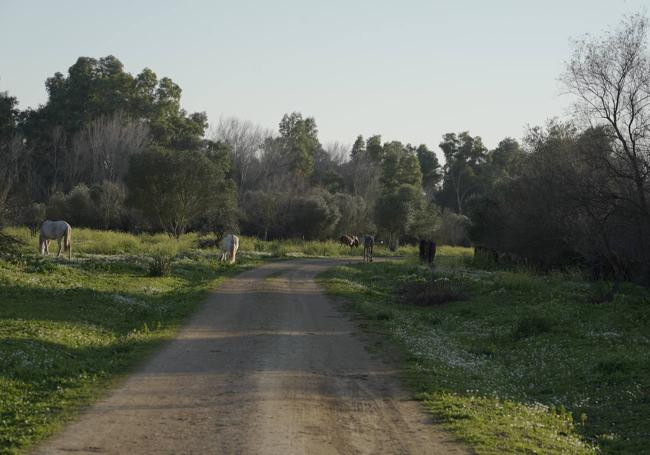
[219,234,240,264]
[39,220,72,259]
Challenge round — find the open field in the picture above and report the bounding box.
[0,229,261,454]
[0,227,419,454]
[5,227,418,259]
[319,253,650,454]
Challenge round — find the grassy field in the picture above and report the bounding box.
[5,227,417,258]
[0,228,265,454]
[319,252,650,454]
[0,227,416,454]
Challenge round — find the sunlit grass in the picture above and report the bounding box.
[6,226,420,259]
[0,232,262,454]
[319,256,650,454]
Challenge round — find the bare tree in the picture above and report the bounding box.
[561,13,650,276]
[212,117,271,192]
[72,111,150,184]
[323,142,349,164]
[562,13,650,224]
[0,135,28,222]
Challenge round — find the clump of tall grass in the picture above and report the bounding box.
[397,275,467,306]
[0,229,25,259]
[148,246,176,277]
[512,315,554,340]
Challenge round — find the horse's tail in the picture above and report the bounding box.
[64,225,72,259]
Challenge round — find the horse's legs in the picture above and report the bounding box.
[57,238,62,257]
[44,240,50,256]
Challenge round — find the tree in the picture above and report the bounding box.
[484,138,524,185]
[561,13,650,278]
[438,132,487,214]
[92,181,126,229]
[72,111,150,184]
[277,112,321,181]
[375,184,421,250]
[311,143,346,192]
[20,55,208,198]
[0,92,26,222]
[366,135,384,162]
[126,148,234,238]
[414,144,442,199]
[286,189,341,240]
[381,141,422,191]
[350,135,365,161]
[213,117,269,192]
[241,190,284,240]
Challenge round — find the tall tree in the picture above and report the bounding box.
[0,92,24,221]
[381,141,422,191]
[350,135,365,161]
[366,135,384,162]
[561,13,650,266]
[266,112,321,184]
[126,147,234,238]
[438,132,487,214]
[414,143,442,198]
[213,117,269,192]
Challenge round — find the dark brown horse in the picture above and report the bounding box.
[339,234,359,248]
[363,235,374,262]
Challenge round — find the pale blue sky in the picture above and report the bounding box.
[1,0,647,152]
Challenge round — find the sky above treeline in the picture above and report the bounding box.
[1,0,647,154]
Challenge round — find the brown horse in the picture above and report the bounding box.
[339,234,359,248]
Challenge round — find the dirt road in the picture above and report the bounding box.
[34,259,469,454]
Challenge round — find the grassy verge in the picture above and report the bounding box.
[318,254,650,454]
[0,229,263,454]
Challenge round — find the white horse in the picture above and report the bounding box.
[219,234,239,264]
[39,220,72,259]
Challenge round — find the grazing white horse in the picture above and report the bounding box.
[39,220,72,259]
[219,234,239,264]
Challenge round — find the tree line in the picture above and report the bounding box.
[1,14,649,282]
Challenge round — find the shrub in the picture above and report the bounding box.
[398,276,466,306]
[0,229,24,258]
[20,203,46,235]
[438,211,470,246]
[148,250,173,276]
[512,316,554,340]
[587,281,619,303]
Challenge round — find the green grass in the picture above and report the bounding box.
[319,254,650,454]
[5,227,417,259]
[0,226,421,454]
[0,229,264,454]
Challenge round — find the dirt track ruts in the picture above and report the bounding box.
[33,258,470,455]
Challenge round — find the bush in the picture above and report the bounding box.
[91,181,126,229]
[20,203,46,235]
[148,251,173,277]
[0,229,24,258]
[512,316,554,340]
[398,275,466,306]
[438,211,470,246]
